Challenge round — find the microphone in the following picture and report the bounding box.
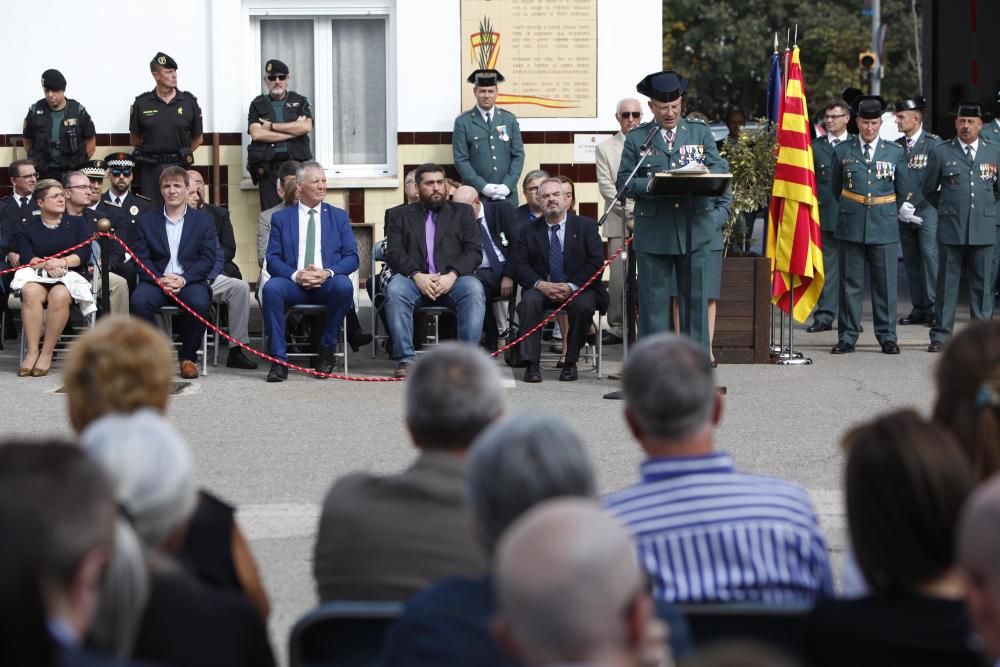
[639,123,660,153]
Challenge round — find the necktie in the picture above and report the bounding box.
[863,144,872,162]
[114,196,122,206]
[663,129,675,149]
[549,224,565,283]
[831,138,840,146]
[304,208,317,267]
[906,138,915,152]
[967,145,975,161]
[479,219,502,269]
[19,197,30,219]
[425,209,437,274]
[485,112,492,127]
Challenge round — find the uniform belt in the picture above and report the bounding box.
[841,191,896,207]
[147,153,182,164]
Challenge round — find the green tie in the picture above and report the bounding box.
[305,208,317,267]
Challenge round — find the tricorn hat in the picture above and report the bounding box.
[467,69,505,86]
[636,70,687,103]
[895,96,927,111]
[855,95,885,120]
[953,102,984,118]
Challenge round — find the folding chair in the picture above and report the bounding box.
[288,601,402,667]
[156,305,210,376]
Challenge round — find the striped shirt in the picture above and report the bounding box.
[605,452,833,605]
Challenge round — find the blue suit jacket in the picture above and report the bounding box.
[266,202,359,278]
[133,207,218,285]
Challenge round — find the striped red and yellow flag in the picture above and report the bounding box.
[765,47,824,323]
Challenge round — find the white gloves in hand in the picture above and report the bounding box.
[495,184,511,197]
[483,184,509,200]
[898,201,916,223]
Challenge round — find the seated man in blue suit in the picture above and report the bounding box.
[262,160,358,382]
[130,166,218,379]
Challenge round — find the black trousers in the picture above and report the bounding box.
[517,287,597,365]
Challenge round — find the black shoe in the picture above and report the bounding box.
[927,341,943,353]
[558,363,578,381]
[226,346,259,370]
[898,313,926,325]
[601,331,623,345]
[831,341,855,354]
[881,341,901,355]
[806,321,833,333]
[315,348,336,375]
[393,362,409,379]
[266,362,288,382]
[347,331,373,352]
[925,317,938,328]
[523,364,542,383]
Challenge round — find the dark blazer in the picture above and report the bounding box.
[481,201,522,278]
[0,195,39,255]
[201,203,241,279]
[512,213,610,313]
[133,207,218,284]
[384,201,482,279]
[82,207,128,274]
[102,190,152,229]
[266,202,359,279]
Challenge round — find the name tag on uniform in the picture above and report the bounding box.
[496,125,509,142]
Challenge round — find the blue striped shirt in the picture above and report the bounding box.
[605,452,833,605]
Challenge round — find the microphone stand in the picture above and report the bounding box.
[601,123,659,401]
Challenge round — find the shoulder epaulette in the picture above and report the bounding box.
[135,193,151,201]
[685,116,707,125]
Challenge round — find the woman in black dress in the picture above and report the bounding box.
[14,179,90,376]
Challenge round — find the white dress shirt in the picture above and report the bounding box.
[959,138,980,160]
[163,205,186,275]
[828,131,848,145]
[292,201,331,282]
[477,215,505,269]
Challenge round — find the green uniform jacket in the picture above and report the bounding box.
[982,120,1000,147]
[616,119,730,255]
[923,138,1000,246]
[452,107,525,206]
[896,130,942,222]
[813,135,853,233]
[831,138,909,245]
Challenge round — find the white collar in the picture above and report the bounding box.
[907,127,923,144]
[959,138,980,153]
[477,105,494,119]
[828,131,848,144]
[545,213,569,228]
[299,201,322,215]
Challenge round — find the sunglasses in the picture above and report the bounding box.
[620,112,642,119]
[267,74,288,82]
[111,168,133,177]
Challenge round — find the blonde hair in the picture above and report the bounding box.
[63,315,174,433]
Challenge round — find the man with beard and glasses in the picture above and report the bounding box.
[384,163,485,378]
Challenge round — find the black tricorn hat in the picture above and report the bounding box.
[855,95,885,120]
[895,96,927,111]
[636,70,688,103]
[467,69,505,86]
[953,102,984,118]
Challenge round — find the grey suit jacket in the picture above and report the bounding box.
[595,131,632,237]
[312,450,487,602]
[256,202,286,267]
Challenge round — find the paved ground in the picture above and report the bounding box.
[0,288,954,664]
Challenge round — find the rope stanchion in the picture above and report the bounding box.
[23,233,630,381]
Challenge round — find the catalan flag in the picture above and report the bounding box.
[765,46,824,323]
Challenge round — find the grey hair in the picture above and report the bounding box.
[522,169,549,190]
[405,343,504,450]
[296,160,325,184]
[81,409,198,549]
[623,333,716,440]
[88,518,150,658]
[61,171,88,188]
[466,409,597,554]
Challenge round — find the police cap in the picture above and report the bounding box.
[265,59,289,76]
[895,95,927,111]
[81,160,107,180]
[467,69,505,87]
[105,152,135,169]
[41,69,66,91]
[636,70,688,103]
[150,52,178,71]
[855,95,885,120]
[954,102,984,119]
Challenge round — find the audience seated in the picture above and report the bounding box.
[256,159,301,269]
[0,441,131,667]
[81,410,276,667]
[62,315,271,622]
[605,333,833,604]
[958,473,1000,665]
[313,343,499,601]
[492,498,668,667]
[803,410,981,666]
[933,320,1000,481]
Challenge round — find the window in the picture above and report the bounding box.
[251,3,396,178]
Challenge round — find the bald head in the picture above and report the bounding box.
[495,498,648,665]
[451,185,481,214]
[958,474,1000,660]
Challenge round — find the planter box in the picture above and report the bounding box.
[715,255,771,364]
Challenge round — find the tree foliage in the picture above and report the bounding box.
[662,0,922,121]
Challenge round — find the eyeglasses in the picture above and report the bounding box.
[525,186,540,193]
[267,74,287,82]
[825,113,849,119]
[15,172,38,180]
[110,168,133,177]
[64,184,90,191]
[619,112,642,119]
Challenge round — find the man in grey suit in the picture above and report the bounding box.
[595,98,642,344]
[312,344,497,601]
[452,69,525,206]
[255,160,300,269]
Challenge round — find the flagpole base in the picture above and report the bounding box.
[774,349,804,360]
[776,356,812,366]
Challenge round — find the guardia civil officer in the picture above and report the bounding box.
[129,52,203,206]
[982,90,1000,146]
[924,102,1000,352]
[829,96,910,355]
[894,95,942,327]
[246,59,313,211]
[22,69,96,180]
[452,69,525,206]
[616,70,730,351]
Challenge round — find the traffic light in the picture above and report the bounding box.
[858,51,879,92]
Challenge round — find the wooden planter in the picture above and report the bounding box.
[715,255,771,364]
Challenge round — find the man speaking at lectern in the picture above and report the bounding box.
[616,70,730,350]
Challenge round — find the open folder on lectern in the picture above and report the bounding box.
[648,167,732,197]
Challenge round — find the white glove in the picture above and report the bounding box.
[908,214,923,226]
[481,184,500,198]
[898,201,916,222]
[495,184,511,198]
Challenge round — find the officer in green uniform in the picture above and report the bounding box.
[924,102,1000,352]
[984,91,1000,294]
[452,69,524,206]
[616,70,730,350]
[22,69,96,181]
[807,99,854,332]
[247,59,313,211]
[829,96,910,355]
[129,52,203,207]
[894,95,943,327]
